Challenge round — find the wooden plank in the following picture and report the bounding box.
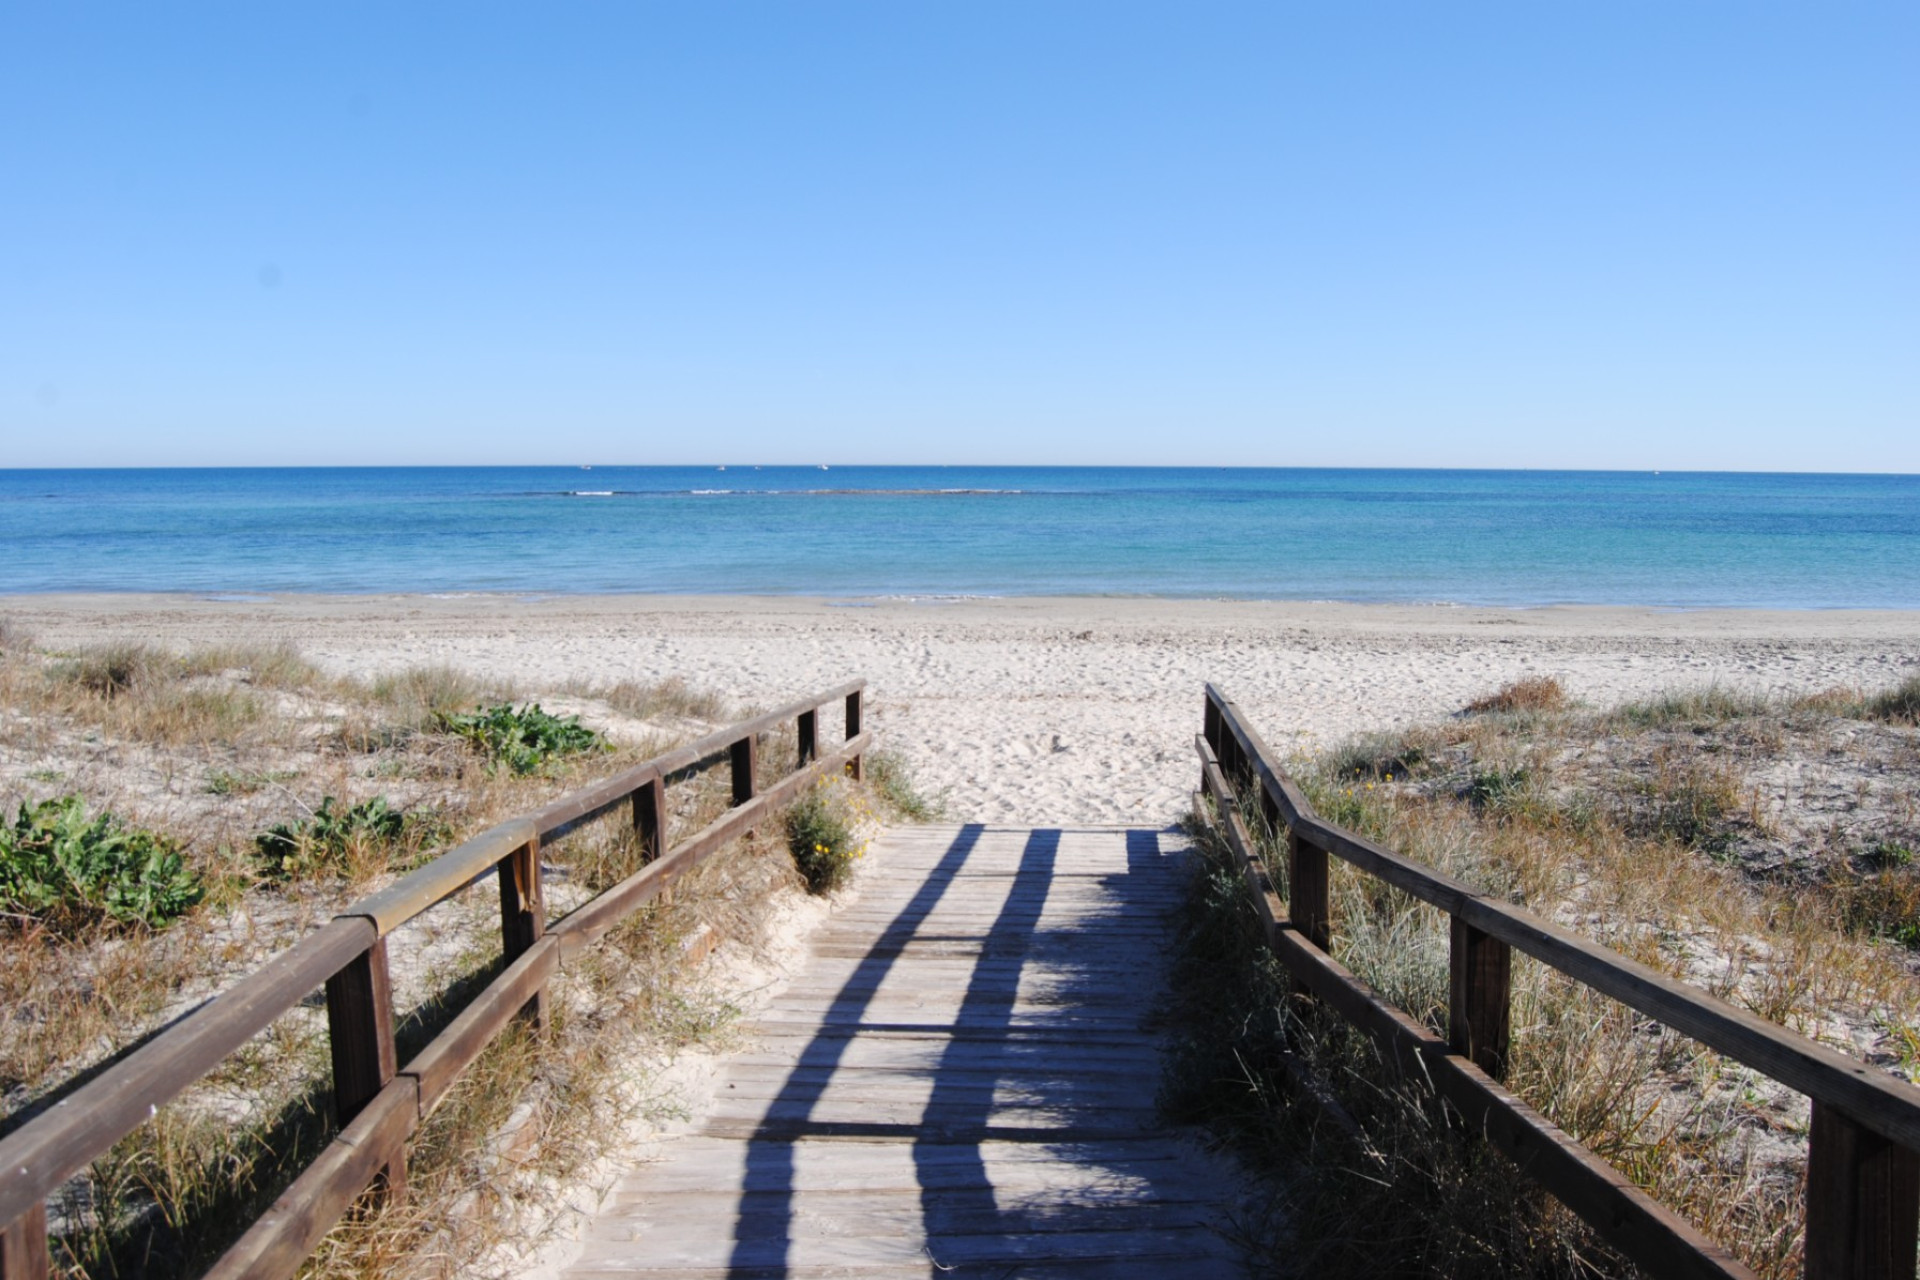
[0,1205,47,1280]
[1449,916,1512,1080]
[562,824,1240,1280]
[1806,1100,1920,1280]
[324,936,404,1200]
[0,915,375,1227]
[401,936,560,1114]
[202,1077,419,1280]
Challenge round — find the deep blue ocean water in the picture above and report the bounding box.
[2,466,1917,607]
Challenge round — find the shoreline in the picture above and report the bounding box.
[5,593,1916,824]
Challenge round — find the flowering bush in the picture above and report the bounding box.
[783,776,872,894]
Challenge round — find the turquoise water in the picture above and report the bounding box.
[1,467,1917,607]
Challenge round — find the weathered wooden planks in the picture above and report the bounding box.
[564,825,1242,1279]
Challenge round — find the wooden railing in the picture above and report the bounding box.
[0,680,869,1280]
[1195,683,1920,1280]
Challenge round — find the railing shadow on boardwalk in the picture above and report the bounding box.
[724,824,1215,1277]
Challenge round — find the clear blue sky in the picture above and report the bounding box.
[3,3,1914,471]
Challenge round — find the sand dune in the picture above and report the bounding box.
[6,594,1916,825]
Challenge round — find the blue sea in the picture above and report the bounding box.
[1,467,1917,608]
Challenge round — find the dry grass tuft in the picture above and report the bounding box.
[587,675,729,723]
[1464,675,1570,715]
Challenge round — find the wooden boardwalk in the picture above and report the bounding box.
[562,823,1245,1279]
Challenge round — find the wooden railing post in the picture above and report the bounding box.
[1288,829,1331,954]
[1448,917,1512,1080]
[1202,696,1222,791]
[498,836,548,1030]
[1806,1100,1920,1280]
[845,690,863,781]
[797,708,817,768]
[730,736,757,806]
[0,1205,49,1280]
[325,937,405,1201]
[631,776,665,862]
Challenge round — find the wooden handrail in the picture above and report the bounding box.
[1197,684,1920,1280]
[0,679,868,1280]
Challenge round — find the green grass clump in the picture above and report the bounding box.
[784,781,867,894]
[863,749,945,822]
[0,797,203,934]
[1608,685,1772,730]
[437,703,604,775]
[1866,674,1920,725]
[255,795,433,881]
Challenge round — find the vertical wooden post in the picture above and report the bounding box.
[730,736,757,806]
[1448,917,1512,1080]
[325,937,405,1201]
[631,776,665,862]
[0,1205,49,1280]
[845,690,863,781]
[1806,1101,1920,1280]
[1288,830,1331,954]
[797,709,817,768]
[1203,695,1222,757]
[498,837,548,1030]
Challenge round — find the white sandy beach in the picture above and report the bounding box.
[4,594,1916,825]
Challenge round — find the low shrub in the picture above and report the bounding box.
[437,703,604,774]
[0,797,203,933]
[784,780,867,894]
[1464,675,1569,715]
[254,795,431,881]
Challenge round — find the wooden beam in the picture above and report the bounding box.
[401,937,560,1115]
[797,708,817,767]
[0,1205,47,1280]
[730,736,757,806]
[202,1079,419,1280]
[1288,830,1330,954]
[632,775,665,862]
[1449,917,1512,1080]
[1806,1101,1920,1280]
[497,835,548,1031]
[845,690,864,780]
[324,936,404,1201]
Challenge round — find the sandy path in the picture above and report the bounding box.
[5,595,1916,825]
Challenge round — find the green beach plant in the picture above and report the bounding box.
[0,797,203,934]
[784,779,868,893]
[437,702,605,774]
